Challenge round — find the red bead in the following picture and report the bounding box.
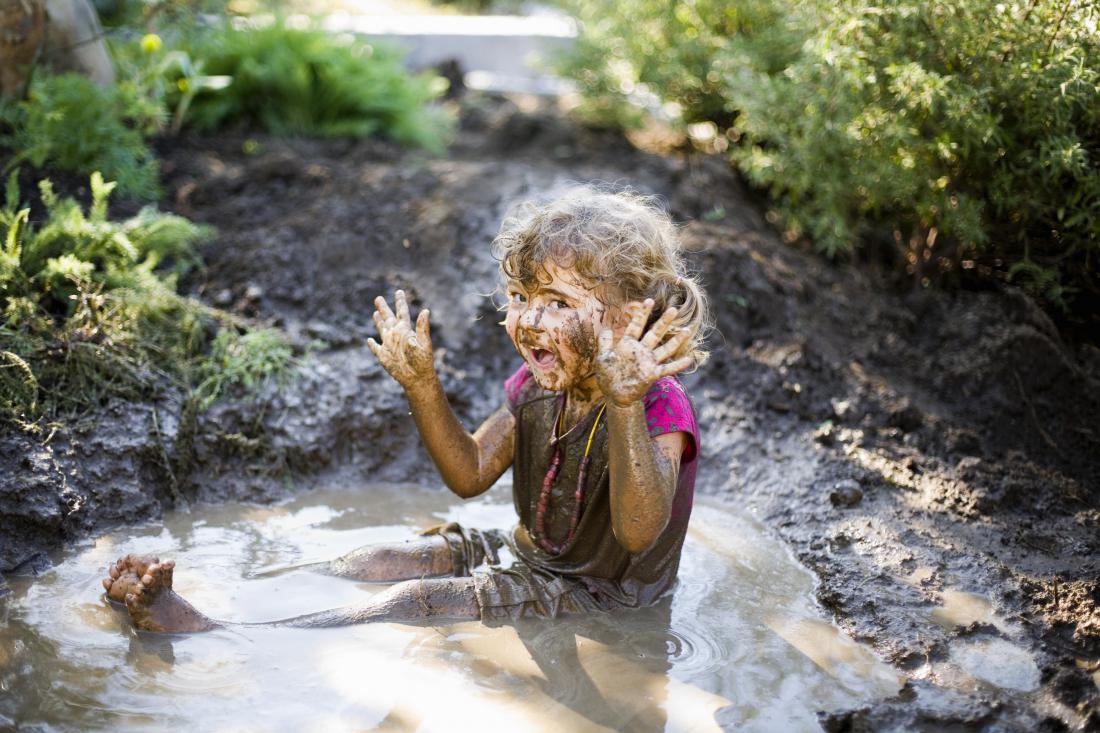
[534,398,603,556]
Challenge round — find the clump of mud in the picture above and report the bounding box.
[1,93,1097,729]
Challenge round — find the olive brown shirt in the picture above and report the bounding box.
[501,363,700,612]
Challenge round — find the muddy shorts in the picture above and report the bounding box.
[421,522,611,624]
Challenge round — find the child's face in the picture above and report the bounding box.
[504,259,617,397]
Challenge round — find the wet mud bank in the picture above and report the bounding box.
[2,94,1098,730]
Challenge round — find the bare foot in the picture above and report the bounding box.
[102,554,158,604]
[104,556,219,633]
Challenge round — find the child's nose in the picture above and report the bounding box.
[518,305,545,330]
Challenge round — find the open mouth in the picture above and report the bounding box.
[530,348,556,368]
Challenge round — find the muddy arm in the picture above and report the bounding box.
[606,405,685,553]
[596,299,692,553]
[367,290,514,498]
[405,384,515,498]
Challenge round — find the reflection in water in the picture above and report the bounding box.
[949,638,1040,692]
[0,483,902,732]
[930,589,1009,632]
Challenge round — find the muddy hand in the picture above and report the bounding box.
[367,289,435,389]
[595,299,693,407]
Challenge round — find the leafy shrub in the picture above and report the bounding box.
[94,0,227,29]
[0,73,164,200]
[563,0,1100,316]
[561,0,803,130]
[0,172,290,423]
[170,21,453,150]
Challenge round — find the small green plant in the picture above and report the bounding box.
[0,74,164,200]
[0,171,291,424]
[427,0,526,13]
[192,327,293,409]
[113,32,234,135]
[171,21,453,150]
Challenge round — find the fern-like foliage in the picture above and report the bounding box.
[0,172,290,424]
[0,74,164,200]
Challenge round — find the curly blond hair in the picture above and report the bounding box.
[491,186,711,369]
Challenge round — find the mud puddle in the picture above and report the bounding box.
[1,481,905,732]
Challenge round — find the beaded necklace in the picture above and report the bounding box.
[534,396,606,555]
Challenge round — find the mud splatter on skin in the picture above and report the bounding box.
[605,400,679,552]
[562,312,601,407]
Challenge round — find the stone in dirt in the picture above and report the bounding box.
[829,479,863,508]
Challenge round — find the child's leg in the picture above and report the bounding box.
[102,555,479,633]
[273,576,479,628]
[321,537,454,582]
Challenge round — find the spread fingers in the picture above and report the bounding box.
[394,289,411,324]
[623,299,655,342]
[641,306,679,349]
[653,327,692,363]
[658,355,694,378]
[373,295,395,323]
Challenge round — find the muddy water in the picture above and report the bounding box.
[0,480,903,732]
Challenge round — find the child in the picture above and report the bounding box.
[101,187,709,632]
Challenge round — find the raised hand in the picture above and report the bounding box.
[595,299,693,407]
[367,289,435,389]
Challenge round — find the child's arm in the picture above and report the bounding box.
[368,290,514,498]
[597,300,695,553]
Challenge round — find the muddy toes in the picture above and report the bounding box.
[122,568,165,632]
[120,554,159,578]
[140,561,175,592]
[104,569,140,603]
[103,554,162,603]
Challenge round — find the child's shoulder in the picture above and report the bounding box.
[643,375,694,414]
[642,376,699,459]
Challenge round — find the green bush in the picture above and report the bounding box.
[0,74,164,200]
[0,172,290,424]
[563,0,1100,314]
[169,21,453,150]
[562,0,803,130]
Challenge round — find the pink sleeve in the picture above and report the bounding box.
[643,377,699,463]
[504,363,534,414]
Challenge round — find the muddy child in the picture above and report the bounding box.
[102,187,710,632]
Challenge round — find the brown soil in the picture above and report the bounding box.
[1,93,1098,730]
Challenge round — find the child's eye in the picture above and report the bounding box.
[550,299,570,310]
[509,292,527,305]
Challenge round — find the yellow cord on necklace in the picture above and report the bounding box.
[584,404,607,458]
[556,400,607,458]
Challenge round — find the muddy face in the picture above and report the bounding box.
[503,260,614,400]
